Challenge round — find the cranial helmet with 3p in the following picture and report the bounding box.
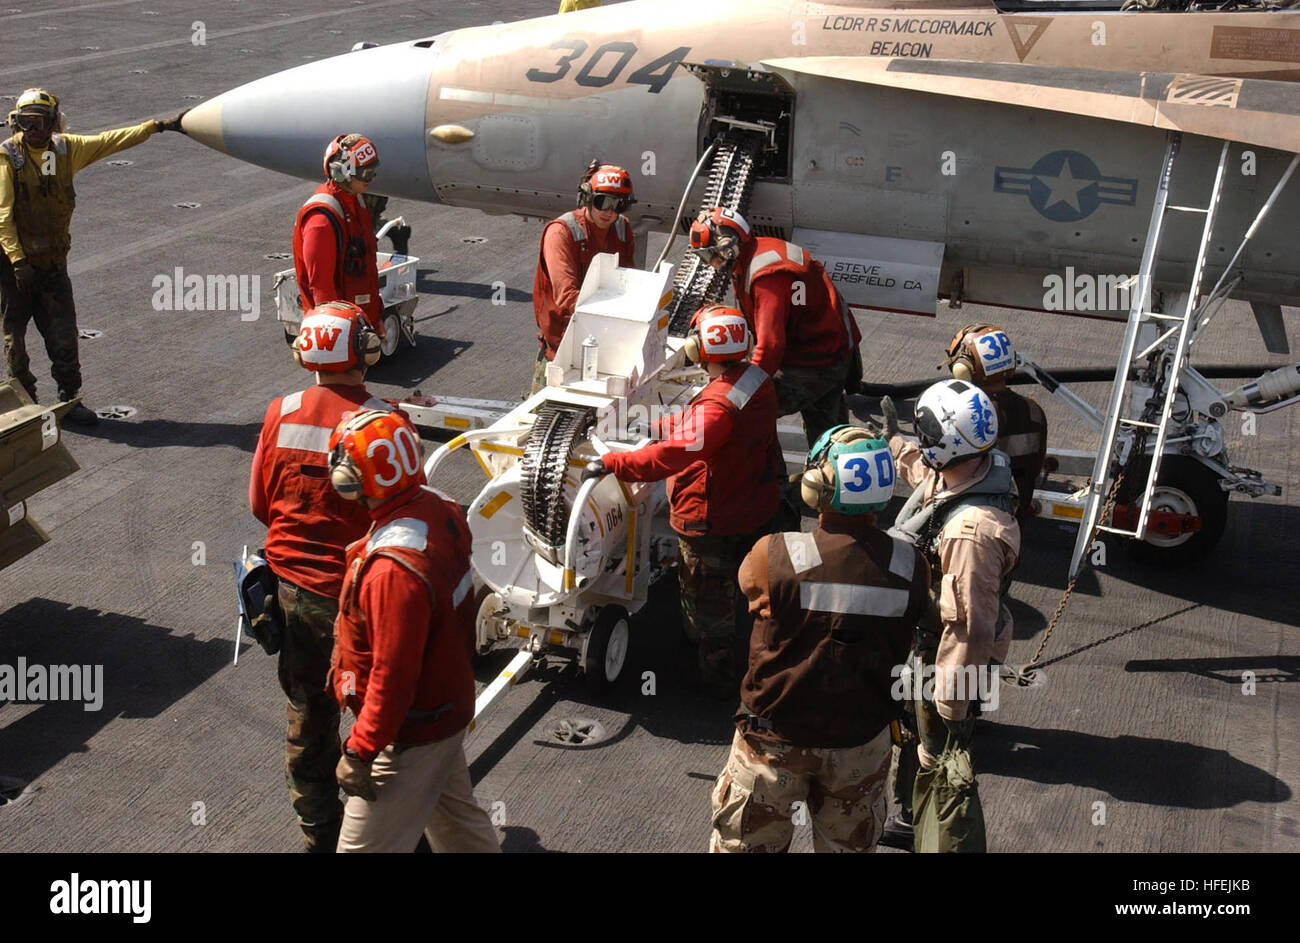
[323,132,380,185]
[913,379,999,471]
[578,160,635,212]
[292,301,382,373]
[801,424,895,514]
[688,206,752,264]
[945,323,1016,386]
[682,305,752,365]
[328,409,425,502]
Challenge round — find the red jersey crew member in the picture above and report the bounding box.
[943,323,1048,524]
[711,427,929,852]
[584,307,782,691]
[531,160,636,392]
[249,301,388,853]
[689,206,863,446]
[292,133,385,337]
[327,410,500,854]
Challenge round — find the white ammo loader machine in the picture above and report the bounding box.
[422,253,702,727]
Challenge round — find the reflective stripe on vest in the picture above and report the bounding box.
[745,242,804,293]
[783,531,822,575]
[303,192,345,217]
[799,581,911,618]
[367,517,429,554]
[561,211,585,242]
[0,139,23,172]
[280,391,305,416]
[275,423,333,453]
[451,569,473,608]
[888,535,916,582]
[724,364,768,410]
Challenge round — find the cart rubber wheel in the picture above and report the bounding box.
[380,311,402,359]
[582,605,630,695]
[474,584,505,657]
[1125,455,1228,565]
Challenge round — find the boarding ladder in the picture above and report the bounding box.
[1068,132,1231,579]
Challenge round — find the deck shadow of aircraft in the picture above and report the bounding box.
[1124,655,1300,685]
[67,418,262,453]
[979,719,1291,809]
[0,598,231,789]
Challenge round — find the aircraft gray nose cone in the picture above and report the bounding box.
[181,43,436,202]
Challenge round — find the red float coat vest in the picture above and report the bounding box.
[731,238,861,375]
[330,487,477,751]
[603,363,781,537]
[532,208,635,358]
[249,384,393,598]
[291,182,383,329]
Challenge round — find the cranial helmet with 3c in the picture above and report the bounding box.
[323,132,380,185]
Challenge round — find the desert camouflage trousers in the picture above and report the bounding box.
[772,357,852,449]
[530,347,549,396]
[276,580,343,851]
[677,532,760,645]
[709,726,892,853]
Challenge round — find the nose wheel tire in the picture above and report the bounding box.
[582,605,630,695]
[1125,456,1228,565]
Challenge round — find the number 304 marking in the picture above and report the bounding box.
[526,42,691,94]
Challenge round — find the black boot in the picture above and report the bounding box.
[58,389,99,426]
[879,811,914,852]
[301,819,342,854]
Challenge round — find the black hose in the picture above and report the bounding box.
[856,364,1283,400]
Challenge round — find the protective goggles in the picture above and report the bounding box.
[590,193,629,212]
[14,112,53,132]
[354,167,377,183]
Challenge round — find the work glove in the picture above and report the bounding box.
[11,259,37,294]
[581,459,606,482]
[881,395,900,440]
[336,748,377,801]
[154,109,188,134]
